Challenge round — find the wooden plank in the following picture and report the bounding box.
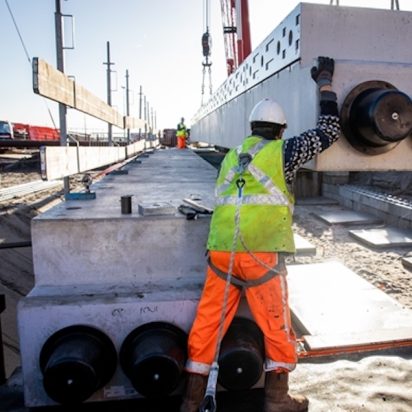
[33,58,145,130]
[124,116,146,130]
[75,83,124,128]
[33,58,75,107]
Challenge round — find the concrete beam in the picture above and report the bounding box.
[40,140,155,180]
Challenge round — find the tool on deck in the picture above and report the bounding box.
[64,173,96,200]
[178,198,213,220]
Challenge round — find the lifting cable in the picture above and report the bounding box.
[199,177,245,412]
[201,0,213,105]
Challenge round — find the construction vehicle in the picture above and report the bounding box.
[0,120,13,139]
[0,120,59,141]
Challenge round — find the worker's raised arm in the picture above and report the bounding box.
[283,56,341,184]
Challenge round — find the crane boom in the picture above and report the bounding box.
[220,0,251,76]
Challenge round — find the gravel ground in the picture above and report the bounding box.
[0,153,411,412]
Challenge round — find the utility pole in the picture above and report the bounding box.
[55,0,69,194]
[139,85,143,139]
[144,96,147,139]
[103,41,114,145]
[125,69,130,144]
[146,101,150,136]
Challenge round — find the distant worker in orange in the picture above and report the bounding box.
[176,117,188,149]
[180,57,341,412]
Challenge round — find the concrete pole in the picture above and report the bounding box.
[147,101,151,137]
[139,85,142,139]
[104,41,114,145]
[125,69,130,144]
[55,0,70,194]
[144,96,147,139]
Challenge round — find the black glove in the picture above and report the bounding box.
[311,56,334,87]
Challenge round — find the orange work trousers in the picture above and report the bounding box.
[185,251,297,376]
[177,136,186,149]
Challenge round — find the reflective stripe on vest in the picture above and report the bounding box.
[215,140,293,213]
[207,136,295,252]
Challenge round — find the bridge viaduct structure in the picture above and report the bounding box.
[3,3,412,410]
[191,3,412,171]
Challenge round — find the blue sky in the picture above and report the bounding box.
[1,0,412,133]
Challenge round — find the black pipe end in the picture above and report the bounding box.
[218,317,264,391]
[39,325,117,405]
[341,80,412,155]
[120,322,187,398]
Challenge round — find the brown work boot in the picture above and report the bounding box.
[180,372,208,412]
[264,371,309,412]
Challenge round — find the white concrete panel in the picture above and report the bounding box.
[299,4,412,67]
[349,227,412,248]
[287,261,412,349]
[296,197,338,206]
[41,140,147,180]
[294,233,316,256]
[191,4,412,171]
[313,209,382,226]
[402,256,412,271]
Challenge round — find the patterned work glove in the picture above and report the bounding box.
[311,56,334,87]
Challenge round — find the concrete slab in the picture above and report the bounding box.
[287,261,412,350]
[295,196,339,206]
[349,227,412,248]
[313,209,382,226]
[294,233,316,256]
[402,256,412,271]
[31,149,217,286]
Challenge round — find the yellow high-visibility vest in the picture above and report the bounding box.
[207,136,295,252]
[176,123,187,138]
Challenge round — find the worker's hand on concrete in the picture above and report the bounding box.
[311,56,335,88]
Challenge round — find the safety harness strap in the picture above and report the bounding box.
[207,256,282,289]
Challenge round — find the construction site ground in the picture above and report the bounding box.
[0,151,411,411]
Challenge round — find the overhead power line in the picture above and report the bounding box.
[4,0,31,64]
[4,0,58,129]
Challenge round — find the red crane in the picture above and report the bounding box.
[220,0,251,76]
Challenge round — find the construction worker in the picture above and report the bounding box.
[180,56,341,412]
[177,117,188,149]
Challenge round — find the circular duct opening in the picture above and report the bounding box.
[341,80,412,155]
[39,325,117,405]
[218,317,264,391]
[120,322,187,398]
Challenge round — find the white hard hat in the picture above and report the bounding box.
[249,98,287,125]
